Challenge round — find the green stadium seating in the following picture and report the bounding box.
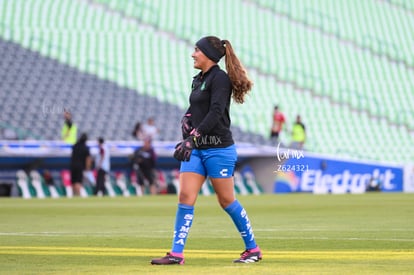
[0,0,413,163]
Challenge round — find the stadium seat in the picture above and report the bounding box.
[0,0,413,163]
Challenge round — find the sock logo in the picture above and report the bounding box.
[240,208,254,241]
[175,214,193,246]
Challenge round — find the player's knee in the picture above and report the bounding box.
[216,196,234,209]
[178,191,197,206]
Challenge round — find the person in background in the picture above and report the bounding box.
[151,35,261,265]
[43,170,55,186]
[61,110,78,144]
[94,137,110,196]
[70,133,92,196]
[133,136,157,195]
[270,105,286,145]
[141,117,159,141]
[290,114,306,150]
[132,121,144,141]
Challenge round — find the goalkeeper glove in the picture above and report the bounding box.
[173,129,201,161]
[174,136,197,161]
[181,114,193,138]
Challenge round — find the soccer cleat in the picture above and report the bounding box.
[233,247,262,263]
[151,252,185,265]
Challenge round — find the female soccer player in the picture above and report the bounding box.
[151,36,261,265]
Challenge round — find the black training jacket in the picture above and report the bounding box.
[184,65,234,149]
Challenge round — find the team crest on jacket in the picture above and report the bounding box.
[200,81,206,91]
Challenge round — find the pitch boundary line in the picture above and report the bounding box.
[0,246,413,260]
[1,232,413,243]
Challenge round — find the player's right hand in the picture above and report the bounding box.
[173,136,197,161]
[181,114,193,139]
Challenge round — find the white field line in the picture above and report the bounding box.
[0,232,413,242]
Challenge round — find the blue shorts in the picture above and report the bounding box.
[180,145,237,178]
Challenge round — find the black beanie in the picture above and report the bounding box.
[196,37,224,63]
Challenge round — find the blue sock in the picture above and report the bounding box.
[224,200,257,250]
[171,203,194,254]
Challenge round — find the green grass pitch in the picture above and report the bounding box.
[1,193,413,274]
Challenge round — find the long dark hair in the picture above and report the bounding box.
[205,36,253,104]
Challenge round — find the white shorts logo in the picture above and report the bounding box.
[220,168,228,177]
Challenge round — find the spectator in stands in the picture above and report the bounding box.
[151,36,261,265]
[141,117,159,140]
[43,170,55,186]
[61,110,78,144]
[132,136,157,195]
[94,137,110,196]
[2,128,18,140]
[132,121,145,140]
[290,114,306,150]
[70,133,92,196]
[270,105,286,145]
